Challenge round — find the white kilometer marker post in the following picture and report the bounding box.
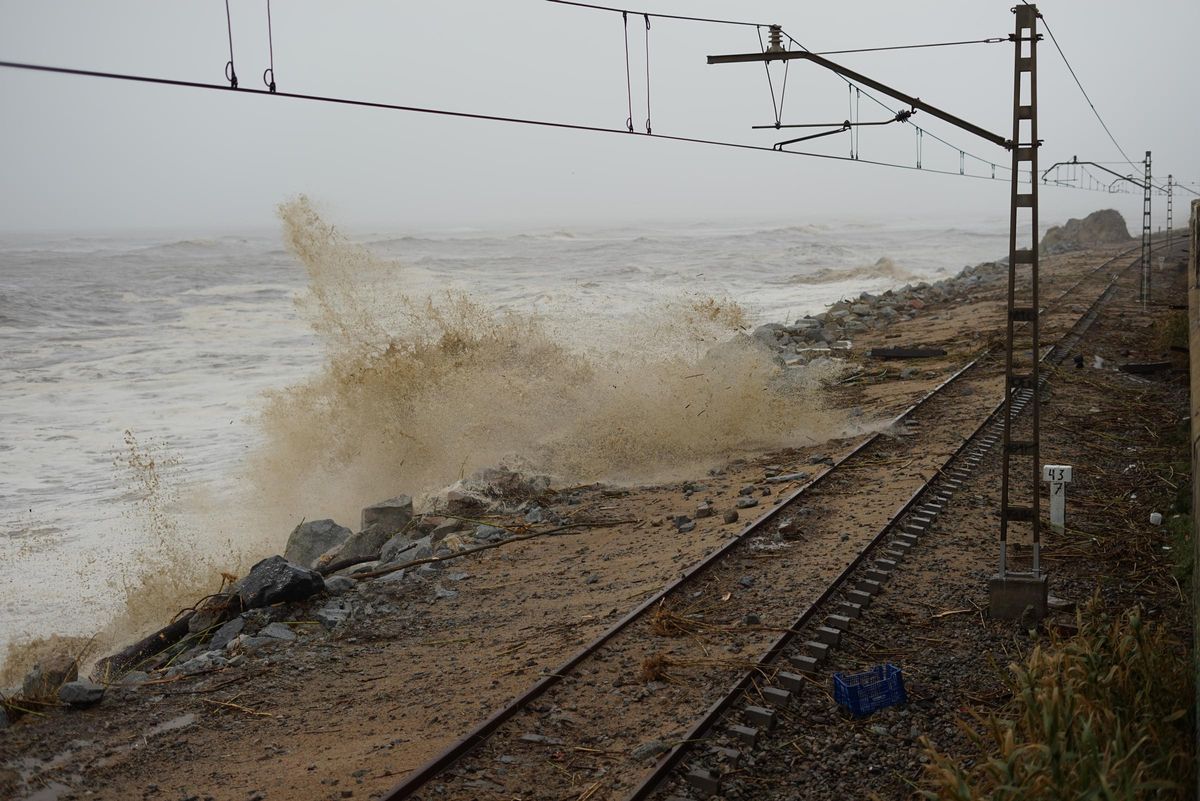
[1042,464,1072,535]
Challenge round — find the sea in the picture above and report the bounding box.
[0,212,1016,670]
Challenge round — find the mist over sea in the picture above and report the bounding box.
[0,215,1014,664]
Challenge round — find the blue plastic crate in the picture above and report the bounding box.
[833,663,907,717]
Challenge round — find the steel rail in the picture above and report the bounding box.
[380,241,1151,800]
[622,241,1161,800]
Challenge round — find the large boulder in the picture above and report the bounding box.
[22,653,78,700]
[236,556,324,609]
[285,519,352,568]
[360,496,414,534]
[1041,209,1131,254]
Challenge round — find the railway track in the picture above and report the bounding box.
[379,242,1158,801]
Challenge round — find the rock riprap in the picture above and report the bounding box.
[58,680,105,707]
[360,495,414,534]
[285,519,352,569]
[236,556,325,609]
[22,653,78,700]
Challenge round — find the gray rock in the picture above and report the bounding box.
[260,622,297,641]
[723,510,740,524]
[377,568,409,583]
[380,533,417,564]
[227,635,277,652]
[285,519,352,569]
[520,733,564,745]
[695,502,715,519]
[432,518,466,539]
[677,521,696,533]
[331,524,394,565]
[236,555,325,609]
[315,599,353,628]
[752,323,786,347]
[323,575,356,596]
[361,495,414,534]
[765,472,808,484]
[736,496,759,509]
[524,506,546,524]
[850,303,872,315]
[22,653,78,700]
[58,680,105,707]
[474,525,507,542]
[209,617,245,651]
[118,670,151,686]
[434,585,459,600]
[167,652,228,676]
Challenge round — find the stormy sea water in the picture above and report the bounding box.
[0,208,1013,671]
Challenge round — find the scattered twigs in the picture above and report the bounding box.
[201,697,274,717]
[931,608,973,620]
[351,520,635,580]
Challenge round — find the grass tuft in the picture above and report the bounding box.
[921,601,1194,800]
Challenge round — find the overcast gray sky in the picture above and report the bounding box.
[1,1,1196,234]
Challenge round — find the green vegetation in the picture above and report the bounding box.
[922,604,1194,800]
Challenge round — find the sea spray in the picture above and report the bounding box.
[247,196,852,530]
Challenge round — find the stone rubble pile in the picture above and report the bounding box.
[750,259,1008,364]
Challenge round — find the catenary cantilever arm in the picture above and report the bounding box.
[708,48,1010,149]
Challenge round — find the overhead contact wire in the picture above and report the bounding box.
[0,59,1125,193]
[545,0,765,28]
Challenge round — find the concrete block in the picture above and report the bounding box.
[825,613,852,631]
[788,654,819,674]
[902,522,925,535]
[685,768,720,797]
[875,558,898,573]
[989,573,1049,620]
[910,514,934,527]
[838,601,863,618]
[862,569,889,584]
[762,686,792,707]
[745,705,776,729]
[729,724,758,746]
[806,640,830,660]
[711,746,740,767]
[815,626,842,646]
[776,671,805,692]
[882,548,905,562]
[857,578,883,595]
[845,589,872,607]
[895,531,918,545]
